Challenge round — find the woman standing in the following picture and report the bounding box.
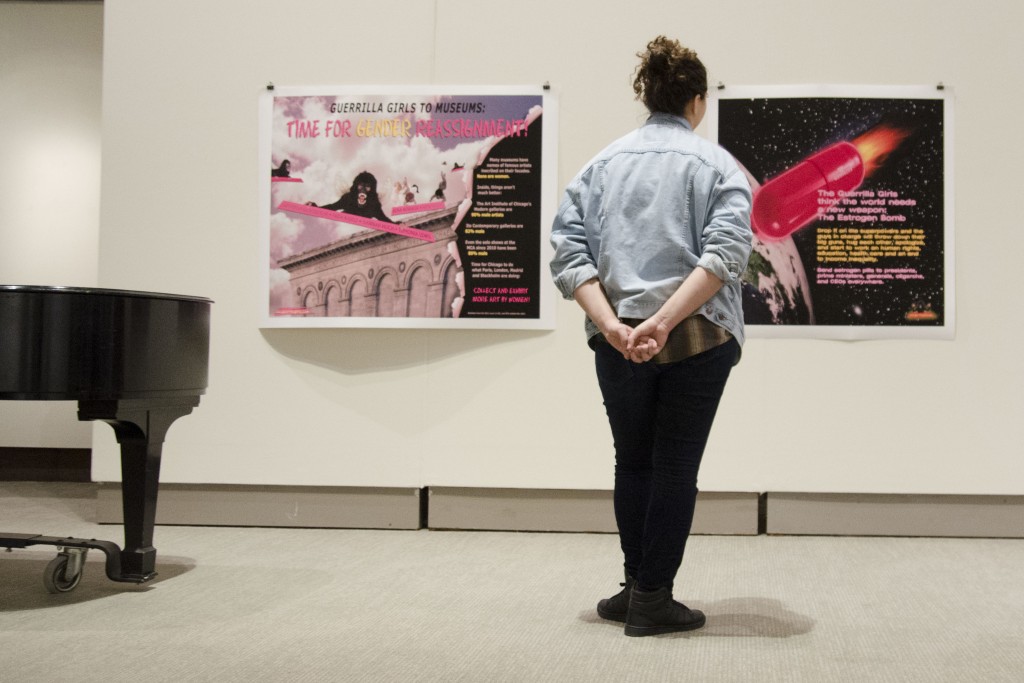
[550,36,753,637]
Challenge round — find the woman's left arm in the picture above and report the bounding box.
[695,165,754,287]
[549,173,600,300]
[627,165,752,361]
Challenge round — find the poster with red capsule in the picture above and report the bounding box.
[708,86,953,339]
[258,86,558,329]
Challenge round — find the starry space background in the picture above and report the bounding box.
[718,96,946,326]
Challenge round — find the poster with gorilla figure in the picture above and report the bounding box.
[259,86,557,329]
[708,85,954,340]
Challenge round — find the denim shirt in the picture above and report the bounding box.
[549,112,753,347]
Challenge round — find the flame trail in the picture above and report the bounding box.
[852,124,911,179]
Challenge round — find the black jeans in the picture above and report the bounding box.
[594,337,738,592]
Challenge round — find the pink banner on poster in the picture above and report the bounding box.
[391,201,445,216]
[272,177,303,183]
[277,201,436,243]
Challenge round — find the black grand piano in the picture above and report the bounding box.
[0,285,211,592]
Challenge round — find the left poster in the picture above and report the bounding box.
[259,86,557,328]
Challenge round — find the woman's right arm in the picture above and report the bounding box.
[550,173,639,359]
[549,177,599,298]
[572,278,634,358]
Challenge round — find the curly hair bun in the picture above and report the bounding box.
[633,36,707,115]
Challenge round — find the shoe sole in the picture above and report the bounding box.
[623,616,706,637]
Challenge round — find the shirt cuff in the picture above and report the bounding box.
[697,252,743,283]
[554,264,599,300]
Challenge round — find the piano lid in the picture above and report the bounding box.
[1,284,212,305]
[0,285,212,401]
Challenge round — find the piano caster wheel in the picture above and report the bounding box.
[43,547,88,594]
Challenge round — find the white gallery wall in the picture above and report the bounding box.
[0,2,103,447]
[18,0,1023,495]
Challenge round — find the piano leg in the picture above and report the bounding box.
[78,397,200,582]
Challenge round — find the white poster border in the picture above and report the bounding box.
[258,84,558,330]
[708,84,954,341]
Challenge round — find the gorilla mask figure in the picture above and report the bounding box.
[316,170,394,223]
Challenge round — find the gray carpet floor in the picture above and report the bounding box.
[1,482,1022,682]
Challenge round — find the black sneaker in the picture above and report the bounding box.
[624,586,706,636]
[596,575,636,622]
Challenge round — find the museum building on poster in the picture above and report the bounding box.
[277,207,462,318]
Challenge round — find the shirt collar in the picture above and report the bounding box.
[646,112,693,131]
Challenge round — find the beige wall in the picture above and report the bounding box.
[0,1,103,447]
[18,0,1023,495]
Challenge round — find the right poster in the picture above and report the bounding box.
[709,86,954,339]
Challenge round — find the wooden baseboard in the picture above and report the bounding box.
[95,484,759,534]
[766,492,1024,538]
[97,483,423,530]
[79,483,1024,538]
[0,447,91,482]
[428,488,761,535]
